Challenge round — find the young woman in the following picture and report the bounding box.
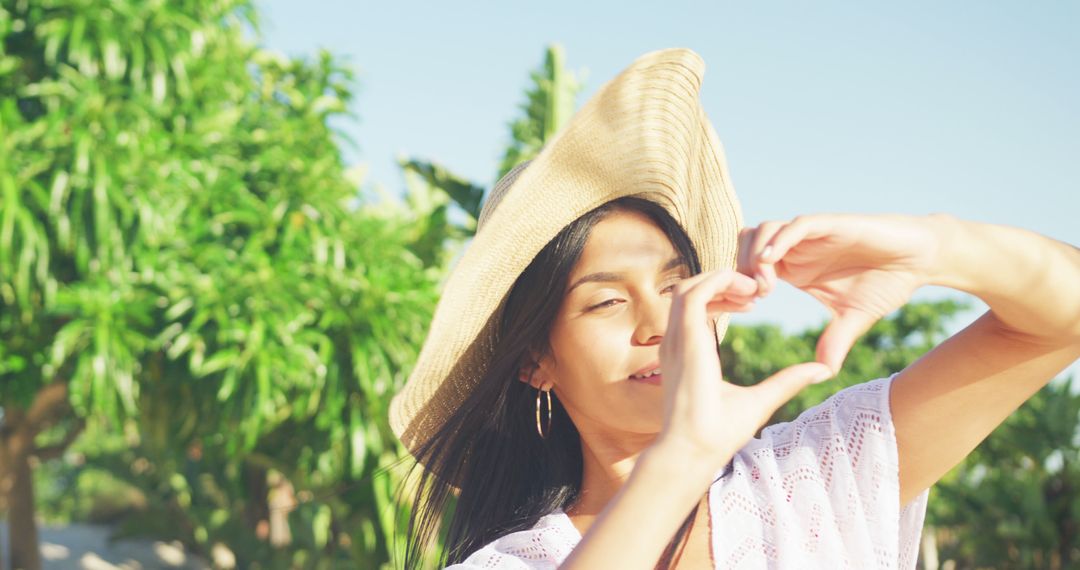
[388,48,1080,569]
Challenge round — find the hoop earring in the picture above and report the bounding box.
[535,388,552,439]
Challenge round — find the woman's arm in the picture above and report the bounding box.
[889,216,1080,504]
[746,213,1080,506]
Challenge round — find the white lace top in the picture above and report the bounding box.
[445,373,930,569]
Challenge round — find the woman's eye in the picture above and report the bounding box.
[587,299,619,311]
[663,278,685,293]
[588,283,681,311]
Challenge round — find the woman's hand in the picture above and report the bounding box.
[737,213,944,373]
[655,269,834,465]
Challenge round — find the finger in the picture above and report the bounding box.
[750,361,835,415]
[663,271,744,376]
[747,221,785,297]
[705,287,758,304]
[736,227,757,278]
[668,270,729,334]
[757,261,778,299]
[675,267,735,290]
[760,215,832,264]
[667,272,733,346]
[676,269,758,300]
[677,270,758,315]
[815,308,878,373]
[705,299,756,313]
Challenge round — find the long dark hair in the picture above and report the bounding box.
[401,196,707,569]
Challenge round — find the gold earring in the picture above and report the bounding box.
[535,388,552,439]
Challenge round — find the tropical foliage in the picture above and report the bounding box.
[0,0,440,567]
[1,1,1077,569]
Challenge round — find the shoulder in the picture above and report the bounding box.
[444,512,581,570]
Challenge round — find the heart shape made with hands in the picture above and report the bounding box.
[733,213,938,375]
[650,214,937,470]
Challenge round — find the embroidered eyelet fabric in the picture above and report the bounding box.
[445,373,929,569]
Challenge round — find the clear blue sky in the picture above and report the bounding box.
[257,1,1078,338]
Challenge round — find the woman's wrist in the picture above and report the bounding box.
[920,213,1080,341]
[647,435,732,483]
[920,213,972,291]
[921,213,1016,297]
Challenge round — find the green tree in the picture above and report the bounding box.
[0,1,443,567]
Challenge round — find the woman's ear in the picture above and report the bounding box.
[517,362,539,388]
[517,352,551,390]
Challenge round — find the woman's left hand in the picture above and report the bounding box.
[737,213,947,373]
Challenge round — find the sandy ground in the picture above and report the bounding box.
[0,522,210,569]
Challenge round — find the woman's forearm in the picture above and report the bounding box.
[927,214,1080,342]
[559,442,722,569]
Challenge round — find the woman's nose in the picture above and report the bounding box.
[632,293,669,345]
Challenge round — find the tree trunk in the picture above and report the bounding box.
[7,438,39,570]
[921,525,939,570]
[1,414,40,570]
[243,462,270,541]
[0,382,72,570]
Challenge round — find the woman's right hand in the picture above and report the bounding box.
[655,269,834,466]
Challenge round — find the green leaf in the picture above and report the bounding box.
[399,158,485,222]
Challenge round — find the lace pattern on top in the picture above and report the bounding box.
[445,374,929,569]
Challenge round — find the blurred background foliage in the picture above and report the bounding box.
[0,0,1076,569]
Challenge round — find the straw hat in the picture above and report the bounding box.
[389,47,744,457]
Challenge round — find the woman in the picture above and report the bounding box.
[388,48,1080,569]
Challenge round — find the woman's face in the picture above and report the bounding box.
[526,208,694,438]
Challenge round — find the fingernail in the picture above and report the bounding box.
[761,245,774,262]
[811,369,834,384]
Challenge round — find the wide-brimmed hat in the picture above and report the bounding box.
[389,47,744,457]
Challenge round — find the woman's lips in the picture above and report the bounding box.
[629,373,663,385]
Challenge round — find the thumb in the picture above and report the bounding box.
[816,308,877,373]
[751,362,835,415]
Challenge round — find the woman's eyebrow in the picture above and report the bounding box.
[565,256,687,295]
